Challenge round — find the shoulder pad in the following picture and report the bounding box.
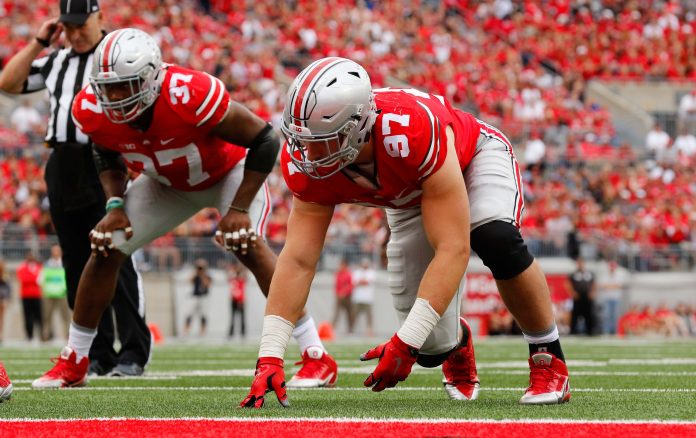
[162,65,230,128]
[71,85,105,135]
[377,94,447,180]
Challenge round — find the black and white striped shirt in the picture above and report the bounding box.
[22,44,98,145]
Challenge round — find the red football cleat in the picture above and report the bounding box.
[0,361,12,402]
[520,352,571,405]
[286,346,338,388]
[442,317,480,400]
[32,347,89,389]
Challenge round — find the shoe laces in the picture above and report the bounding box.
[527,363,556,393]
[293,355,327,378]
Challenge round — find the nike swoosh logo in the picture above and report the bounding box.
[160,138,175,145]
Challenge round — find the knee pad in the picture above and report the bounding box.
[417,346,457,368]
[470,221,534,280]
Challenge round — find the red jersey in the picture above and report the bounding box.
[282,88,480,208]
[72,64,246,191]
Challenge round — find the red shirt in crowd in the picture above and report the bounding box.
[16,259,42,299]
[230,277,246,303]
[334,266,353,299]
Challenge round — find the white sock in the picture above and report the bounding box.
[292,314,324,354]
[522,324,559,345]
[68,322,97,361]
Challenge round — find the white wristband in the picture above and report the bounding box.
[396,298,441,349]
[258,315,295,359]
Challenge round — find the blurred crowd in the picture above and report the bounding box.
[488,300,696,337]
[617,302,696,336]
[487,257,696,337]
[1,0,696,270]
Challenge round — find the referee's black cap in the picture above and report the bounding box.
[59,0,100,25]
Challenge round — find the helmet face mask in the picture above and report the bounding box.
[284,117,360,179]
[282,57,376,180]
[90,28,162,124]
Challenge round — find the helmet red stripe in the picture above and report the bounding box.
[292,57,342,126]
[101,29,124,73]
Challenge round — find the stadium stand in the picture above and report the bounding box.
[1,0,695,274]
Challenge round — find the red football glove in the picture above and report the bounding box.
[239,357,289,408]
[360,333,419,392]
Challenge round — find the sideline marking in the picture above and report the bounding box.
[2,417,696,424]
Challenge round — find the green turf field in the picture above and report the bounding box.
[1,337,695,420]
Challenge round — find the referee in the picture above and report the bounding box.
[0,0,151,376]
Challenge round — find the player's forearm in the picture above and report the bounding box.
[228,169,266,211]
[0,41,44,93]
[395,246,468,349]
[417,245,470,315]
[259,251,316,360]
[93,146,128,199]
[264,252,317,322]
[98,169,129,199]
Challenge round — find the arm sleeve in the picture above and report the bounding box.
[244,123,281,173]
[92,145,127,174]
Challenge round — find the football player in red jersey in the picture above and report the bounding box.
[32,28,337,390]
[241,57,570,408]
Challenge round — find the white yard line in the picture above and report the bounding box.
[6,355,688,363]
[11,367,696,380]
[11,386,696,393]
[478,370,696,376]
[7,358,696,367]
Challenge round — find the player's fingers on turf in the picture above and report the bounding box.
[275,390,289,408]
[239,394,263,408]
[360,345,383,361]
[364,373,380,388]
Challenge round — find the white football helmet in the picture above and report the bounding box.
[90,28,162,124]
[281,57,377,179]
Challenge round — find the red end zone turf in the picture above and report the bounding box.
[1,419,695,438]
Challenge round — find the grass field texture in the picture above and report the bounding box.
[1,337,695,422]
